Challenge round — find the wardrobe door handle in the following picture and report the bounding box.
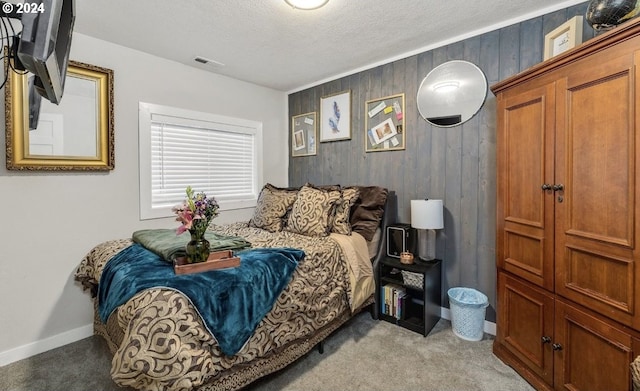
[552,343,563,351]
[541,184,552,191]
[553,184,564,192]
[541,336,551,344]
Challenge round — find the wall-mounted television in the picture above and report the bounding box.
[12,0,76,105]
[27,75,42,130]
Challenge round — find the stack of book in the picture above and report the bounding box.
[381,283,409,320]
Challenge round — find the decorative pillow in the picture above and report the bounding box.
[331,187,360,235]
[286,184,341,237]
[248,184,299,232]
[350,186,389,241]
[317,184,341,230]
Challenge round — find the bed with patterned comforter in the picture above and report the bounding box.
[75,185,394,391]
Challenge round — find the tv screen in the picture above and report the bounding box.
[27,75,42,130]
[16,0,75,105]
[426,115,462,127]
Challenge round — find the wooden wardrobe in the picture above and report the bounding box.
[492,18,640,391]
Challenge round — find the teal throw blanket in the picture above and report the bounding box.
[98,244,303,356]
[132,229,251,262]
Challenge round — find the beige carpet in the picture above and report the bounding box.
[1,312,533,391]
[250,312,533,391]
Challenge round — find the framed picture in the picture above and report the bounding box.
[291,112,317,157]
[544,15,583,60]
[365,93,405,152]
[320,90,351,142]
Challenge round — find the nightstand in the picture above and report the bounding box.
[376,256,442,336]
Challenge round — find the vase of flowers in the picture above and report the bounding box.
[173,186,220,263]
[185,233,210,264]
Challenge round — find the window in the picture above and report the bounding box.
[139,102,263,220]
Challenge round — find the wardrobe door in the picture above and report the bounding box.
[496,272,554,387]
[496,82,556,290]
[554,50,640,329]
[554,299,638,391]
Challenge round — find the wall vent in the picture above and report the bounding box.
[193,56,225,67]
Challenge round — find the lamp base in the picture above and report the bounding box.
[417,229,436,261]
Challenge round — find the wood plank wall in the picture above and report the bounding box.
[288,2,595,321]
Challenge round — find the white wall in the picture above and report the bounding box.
[0,33,289,365]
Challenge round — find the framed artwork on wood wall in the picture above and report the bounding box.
[365,93,405,152]
[544,15,583,60]
[291,112,317,157]
[320,90,351,142]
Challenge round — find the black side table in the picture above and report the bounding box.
[376,256,442,336]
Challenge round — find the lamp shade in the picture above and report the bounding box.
[411,199,444,229]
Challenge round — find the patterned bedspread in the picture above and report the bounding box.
[75,222,373,391]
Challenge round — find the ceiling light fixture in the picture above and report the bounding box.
[285,0,329,10]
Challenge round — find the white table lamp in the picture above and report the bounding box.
[411,199,444,261]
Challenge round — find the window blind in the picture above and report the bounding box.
[139,102,261,219]
[151,119,257,206]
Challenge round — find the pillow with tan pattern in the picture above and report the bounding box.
[317,184,341,231]
[286,183,341,237]
[331,186,360,235]
[248,184,299,232]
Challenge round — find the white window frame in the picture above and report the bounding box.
[139,102,263,220]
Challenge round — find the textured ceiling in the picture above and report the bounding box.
[73,0,586,92]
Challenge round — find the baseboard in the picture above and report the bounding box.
[440,307,496,336]
[0,323,93,367]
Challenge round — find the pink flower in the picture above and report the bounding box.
[175,210,194,234]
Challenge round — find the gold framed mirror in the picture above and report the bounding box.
[5,60,114,170]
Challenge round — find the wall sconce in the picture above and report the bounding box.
[284,0,329,10]
[410,199,444,261]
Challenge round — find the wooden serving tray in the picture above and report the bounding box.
[174,250,241,274]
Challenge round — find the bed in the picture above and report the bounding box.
[75,183,397,391]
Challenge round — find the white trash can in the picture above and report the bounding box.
[447,287,489,341]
